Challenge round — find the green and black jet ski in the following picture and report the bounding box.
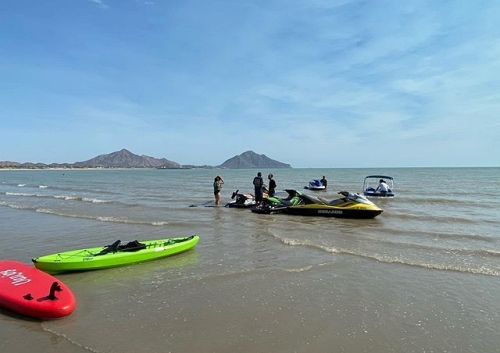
[251,189,303,214]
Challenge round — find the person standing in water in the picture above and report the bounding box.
[320,176,327,188]
[213,175,224,205]
[253,172,264,205]
[267,173,276,197]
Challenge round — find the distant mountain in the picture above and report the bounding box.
[219,151,291,169]
[0,161,21,168]
[0,161,74,169]
[0,149,291,169]
[73,149,180,168]
[0,149,181,169]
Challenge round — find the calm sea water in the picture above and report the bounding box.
[1,167,499,353]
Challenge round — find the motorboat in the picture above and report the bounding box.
[226,190,256,208]
[363,175,395,197]
[304,179,326,190]
[251,189,303,214]
[285,191,383,219]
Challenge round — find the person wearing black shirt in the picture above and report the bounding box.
[267,173,276,197]
[320,176,327,188]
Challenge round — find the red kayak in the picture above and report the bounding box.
[0,260,76,319]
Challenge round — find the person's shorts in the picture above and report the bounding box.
[255,189,263,201]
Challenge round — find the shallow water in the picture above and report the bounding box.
[1,167,499,352]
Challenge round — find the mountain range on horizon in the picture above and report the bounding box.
[219,150,291,169]
[0,149,292,169]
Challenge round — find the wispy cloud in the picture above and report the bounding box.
[89,0,108,9]
[136,0,155,5]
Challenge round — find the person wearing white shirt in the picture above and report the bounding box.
[375,179,389,196]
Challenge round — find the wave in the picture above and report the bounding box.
[151,221,170,226]
[283,262,335,273]
[2,180,121,196]
[1,189,164,209]
[4,190,112,204]
[35,208,170,226]
[82,197,111,203]
[5,192,38,197]
[281,237,339,254]
[283,265,314,273]
[287,255,500,277]
[0,201,171,226]
[278,236,500,277]
[41,326,101,353]
[54,195,83,201]
[53,195,111,203]
[389,211,479,224]
[361,254,500,276]
[0,201,33,210]
[374,226,496,242]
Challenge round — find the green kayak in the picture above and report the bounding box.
[32,235,199,274]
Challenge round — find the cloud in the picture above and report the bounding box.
[89,0,108,9]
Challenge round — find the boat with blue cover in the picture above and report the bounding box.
[363,175,395,198]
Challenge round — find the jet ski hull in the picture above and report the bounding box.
[251,205,288,214]
[285,205,382,219]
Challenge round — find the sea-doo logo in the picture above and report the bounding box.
[318,210,343,214]
[0,269,31,286]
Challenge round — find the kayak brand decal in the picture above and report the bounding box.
[0,268,32,286]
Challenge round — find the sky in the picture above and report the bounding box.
[1,0,499,168]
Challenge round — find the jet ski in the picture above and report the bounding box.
[304,179,326,190]
[285,191,383,219]
[225,190,257,208]
[251,189,303,214]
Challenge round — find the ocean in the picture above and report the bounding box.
[1,167,499,353]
